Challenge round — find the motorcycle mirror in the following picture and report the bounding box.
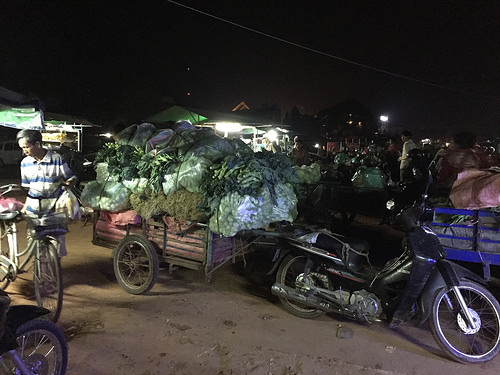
[386,200,395,210]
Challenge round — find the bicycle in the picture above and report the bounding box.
[0,184,64,323]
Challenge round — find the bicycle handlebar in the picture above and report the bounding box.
[0,184,23,197]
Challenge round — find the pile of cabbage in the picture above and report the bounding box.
[81,121,320,236]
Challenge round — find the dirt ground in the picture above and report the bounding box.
[2,168,500,375]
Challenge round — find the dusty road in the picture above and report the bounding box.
[3,217,500,375]
[2,167,500,374]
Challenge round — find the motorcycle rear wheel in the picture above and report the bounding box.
[276,254,331,319]
[429,281,500,363]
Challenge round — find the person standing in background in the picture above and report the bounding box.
[290,138,311,166]
[436,131,491,191]
[399,130,417,182]
[262,137,281,153]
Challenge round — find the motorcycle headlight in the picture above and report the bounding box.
[386,200,395,210]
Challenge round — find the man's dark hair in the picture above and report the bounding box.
[16,129,42,145]
[453,131,476,149]
[402,130,412,137]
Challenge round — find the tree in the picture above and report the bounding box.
[317,99,376,140]
[285,106,321,141]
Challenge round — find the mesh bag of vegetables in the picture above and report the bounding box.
[269,182,298,223]
[209,187,273,237]
[95,162,120,184]
[293,163,321,184]
[81,180,130,212]
[175,155,213,193]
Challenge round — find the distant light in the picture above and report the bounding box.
[276,127,289,133]
[314,143,320,148]
[265,129,278,142]
[215,122,242,133]
[380,115,388,122]
[186,92,191,96]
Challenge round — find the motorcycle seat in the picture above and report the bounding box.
[314,232,370,256]
[314,232,370,271]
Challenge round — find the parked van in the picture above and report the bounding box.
[0,140,22,167]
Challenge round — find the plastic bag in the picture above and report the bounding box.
[55,189,81,220]
[450,169,500,209]
[351,166,385,189]
[0,197,24,213]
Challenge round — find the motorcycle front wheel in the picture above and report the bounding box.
[276,254,332,319]
[4,319,68,375]
[429,281,500,363]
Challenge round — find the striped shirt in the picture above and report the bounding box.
[20,150,75,215]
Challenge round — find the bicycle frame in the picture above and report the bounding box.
[0,219,41,284]
[0,184,65,323]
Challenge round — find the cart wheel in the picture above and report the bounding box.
[113,235,159,294]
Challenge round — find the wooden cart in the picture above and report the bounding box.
[92,211,264,294]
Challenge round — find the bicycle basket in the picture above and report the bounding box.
[25,211,68,236]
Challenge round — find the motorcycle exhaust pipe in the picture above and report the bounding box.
[271,283,334,312]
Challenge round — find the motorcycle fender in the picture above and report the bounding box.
[0,305,50,352]
[417,259,486,325]
[6,305,51,331]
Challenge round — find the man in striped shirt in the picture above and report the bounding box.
[17,129,76,256]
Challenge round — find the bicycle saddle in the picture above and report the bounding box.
[0,211,22,221]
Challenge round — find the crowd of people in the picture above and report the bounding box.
[295,130,500,195]
[261,129,500,197]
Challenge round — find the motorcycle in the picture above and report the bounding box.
[0,289,67,374]
[269,175,500,364]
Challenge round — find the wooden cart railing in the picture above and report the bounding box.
[92,210,267,293]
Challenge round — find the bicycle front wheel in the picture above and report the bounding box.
[34,240,63,322]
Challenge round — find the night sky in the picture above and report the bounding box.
[1,1,499,139]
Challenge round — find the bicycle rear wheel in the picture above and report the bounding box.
[0,263,11,290]
[34,239,63,322]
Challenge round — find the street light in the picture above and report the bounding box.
[379,115,388,133]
